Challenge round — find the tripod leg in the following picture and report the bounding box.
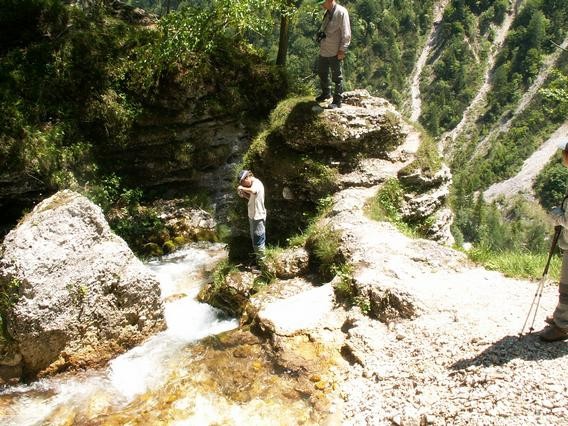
[519,277,546,338]
[529,276,547,333]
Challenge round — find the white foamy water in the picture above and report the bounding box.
[0,242,237,425]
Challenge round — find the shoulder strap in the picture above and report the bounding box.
[320,5,337,32]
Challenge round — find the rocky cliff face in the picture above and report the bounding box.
[0,190,165,383]
[229,90,453,258]
[203,90,455,312]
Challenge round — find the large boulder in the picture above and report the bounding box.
[0,190,165,382]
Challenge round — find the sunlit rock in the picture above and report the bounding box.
[198,270,257,317]
[0,190,165,381]
[255,283,335,336]
[265,247,310,279]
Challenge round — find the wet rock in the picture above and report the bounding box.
[265,247,310,279]
[0,190,165,381]
[198,270,257,317]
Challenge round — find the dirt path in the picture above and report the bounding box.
[483,120,568,202]
[409,0,450,122]
[304,102,568,424]
[330,187,568,426]
[441,0,524,152]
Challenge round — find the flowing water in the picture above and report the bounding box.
[0,243,328,425]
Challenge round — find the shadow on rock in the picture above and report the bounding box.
[451,334,568,370]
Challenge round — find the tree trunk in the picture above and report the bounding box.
[276,14,289,66]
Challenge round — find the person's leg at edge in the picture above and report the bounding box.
[541,250,568,341]
[330,56,343,107]
[553,250,568,328]
[317,56,332,102]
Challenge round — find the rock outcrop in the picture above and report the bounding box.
[0,190,165,382]
[399,165,454,245]
[235,90,445,252]
[212,91,455,321]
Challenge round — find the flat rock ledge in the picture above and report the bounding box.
[0,190,165,383]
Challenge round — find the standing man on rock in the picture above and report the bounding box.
[315,0,351,109]
[540,139,568,342]
[237,170,266,262]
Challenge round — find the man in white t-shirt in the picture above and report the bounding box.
[237,170,266,259]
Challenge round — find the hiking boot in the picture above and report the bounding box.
[315,93,332,102]
[539,324,568,342]
[328,96,342,109]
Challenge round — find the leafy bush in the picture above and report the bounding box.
[0,277,21,342]
[534,154,568,210]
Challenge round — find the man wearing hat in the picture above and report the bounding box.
[541,138,568,341]
[315,0,351,109]
[237,170,266,259]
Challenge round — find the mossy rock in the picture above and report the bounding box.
[144,242,163,257]
[162,240,176,254]
[198,270,257,317]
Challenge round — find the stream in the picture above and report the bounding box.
[0,242,325,425]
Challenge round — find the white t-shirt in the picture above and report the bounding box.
[248,178,266,220]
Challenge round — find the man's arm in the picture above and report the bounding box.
[338,9,351,60]
[238,185,256,196]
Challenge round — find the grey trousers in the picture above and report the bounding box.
[318,55,343,101]
[553,250,568,329]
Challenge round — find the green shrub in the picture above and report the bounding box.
[306,224,343,279]
[534,154,568,210]
[0,277,21,342]
[210,259,238,294]
[468,246,561,281]
[114,209,166,253]
[398,127,442,181]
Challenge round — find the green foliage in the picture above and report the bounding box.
[307,224,343,279]
[112,207,168,256]
[468,246,561,281]
[0,277,21,342]
[540,70,568,114]
[250,0,436,103]
[126,0,281,96]
[421,1,489,135]
[481,1,567,125]
[452,59,568,199]
[366,178,415,235]
[84,174,142,212]
[210,259,238,293]
[0,0,68,53]
[452,194,552,253]
[330,263,370,314]
[1,1,286,220]
[534,154,568,210]
[286,196,333,248]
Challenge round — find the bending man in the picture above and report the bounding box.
[237,170,266,260]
